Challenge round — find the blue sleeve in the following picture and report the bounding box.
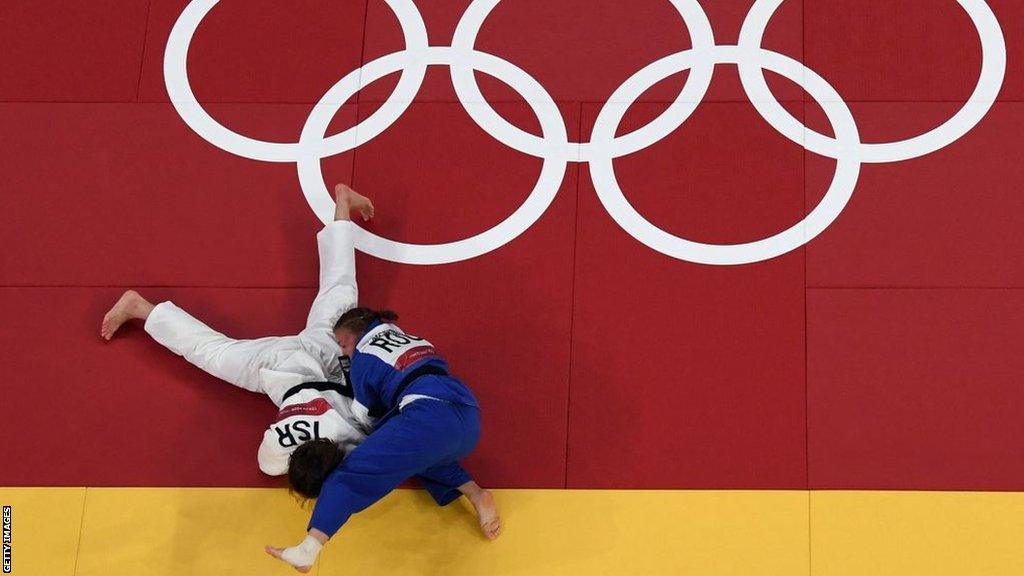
[307,355,387,536]
[350,352,391,415]
[307,469,358,536]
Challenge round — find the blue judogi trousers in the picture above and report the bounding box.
[308,397,480,536]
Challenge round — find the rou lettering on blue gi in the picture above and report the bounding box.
[368,330,425,353]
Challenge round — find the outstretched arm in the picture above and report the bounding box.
[304,184,375,335]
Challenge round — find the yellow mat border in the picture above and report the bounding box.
[1,488,1022,576]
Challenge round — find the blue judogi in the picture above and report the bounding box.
[308,321,480,536]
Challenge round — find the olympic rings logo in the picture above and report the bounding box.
[165,0,1005,266]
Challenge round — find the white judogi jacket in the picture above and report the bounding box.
[144,221,373,476]
[256,367,368,476]
[254,221,374,474]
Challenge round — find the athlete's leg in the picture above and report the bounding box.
[416,433,502,539]
[307,400,498,539]
[102,290,299,394]
[454,479,502,540]
[334,183,374,223]
[416,461,473,506]
[100,289,154,340]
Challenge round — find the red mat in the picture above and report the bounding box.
[806,103,1024,287]
[0,1,149,101]
[808,289,1024,490]
[2,0,1022,491]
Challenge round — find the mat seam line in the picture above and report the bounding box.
[134,0,155,102]
[803,85,810,505]
[802,3,813,572]
[356,0,370,107]
[0,285,323,290]
[71,487,88,576]
[5,285,1024,290]
[807,489,813,576]
[807,286,1024,290]
[4,99,1016,104]
[349,0,369,192]
[563,102,584,490]
[352,85,364,195]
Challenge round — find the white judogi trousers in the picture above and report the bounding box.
[142,220,359,408]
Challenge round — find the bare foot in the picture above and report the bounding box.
[264,546,312,573]
[100,290,154,340]
[334,183,374,221]
[469,489,502,541]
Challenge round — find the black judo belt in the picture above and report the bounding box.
[370,364,450,421]
[281,380,352,403]
[389,364,449,407]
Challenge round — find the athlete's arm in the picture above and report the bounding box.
[348,351,390,418]
[304,185,372,335]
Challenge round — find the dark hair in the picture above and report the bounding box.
[287,439,346,500]
[334,307,399,336]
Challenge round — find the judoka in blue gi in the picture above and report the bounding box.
[265,189,502,573]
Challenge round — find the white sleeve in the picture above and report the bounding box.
[349,400,376,433]
[304,220,358,335]
[257,430,290,476]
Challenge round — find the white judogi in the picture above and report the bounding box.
[143,221,371,475]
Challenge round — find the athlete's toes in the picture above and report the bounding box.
[482,518,502,540]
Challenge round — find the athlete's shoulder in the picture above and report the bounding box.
[259,393,366,476]
[351,347,391,370]
[356,323,440,370]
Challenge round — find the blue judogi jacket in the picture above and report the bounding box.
[306,320,480,537]
[350,320,478,425]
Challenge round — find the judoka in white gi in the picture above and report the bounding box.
[101,185,501,573]
[99,185,377,475]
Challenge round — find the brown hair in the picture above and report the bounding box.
[334,307,399,336]
[287,439,347,500]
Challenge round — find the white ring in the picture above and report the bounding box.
[165,0,1004,266]
[589,45,862,265]
[449,0,717,161]
[737,0,1006,163]
[297,47,571,265]
[164,0,429,163]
